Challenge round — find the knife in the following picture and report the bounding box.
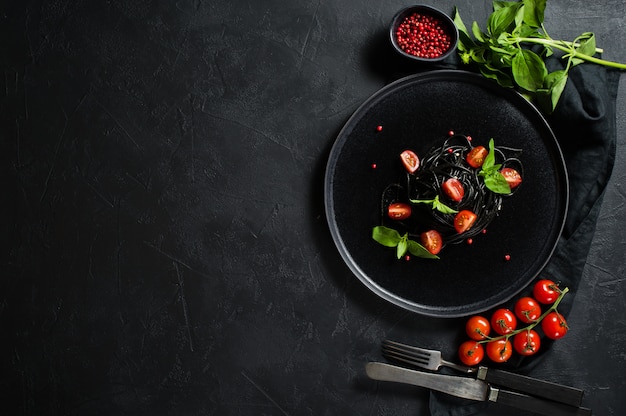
[366,362,592,416]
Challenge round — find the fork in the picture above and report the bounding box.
[382,339,475,374]
[381,339,584,406]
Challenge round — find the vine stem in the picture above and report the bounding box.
[514,37,626,69]
[479,286,570,344]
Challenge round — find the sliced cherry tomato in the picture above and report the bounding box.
[501,167,522,189]
[387,203,412,220]
[454,210,477,234]
[400,150,420,173]
[442,178,465,202]
[420,230,442,255]
[486,339,512,363]
[466,146,488,168]
[465,316,490,341]
[542,312,568,340]
[513,329,541,356]
[514,297,542,323]
[533,279,561,304]
[458,340,484,366]
[490,308,517,335]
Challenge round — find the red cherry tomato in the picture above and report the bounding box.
[458,340,484,366]
[466,146,488,168]
[465,316,491,341]
[400,150,420,173]
[513,329,541,356]
[533,279,561,304]
[514,297,542,323]
[454,210,477,234]
[387,203,411,220]
[501,167,522,189]
[442,178,465,202]
[420,230,443,255]
[486,339,513,363]
[542,312,569,340]
[491,308,517,335]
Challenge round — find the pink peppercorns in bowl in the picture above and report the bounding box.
[389,5,459,62]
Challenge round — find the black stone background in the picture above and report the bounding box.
[2,1,625,415]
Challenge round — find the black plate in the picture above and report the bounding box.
[324,70,568,317]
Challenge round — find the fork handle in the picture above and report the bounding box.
[490,387,592,416]
[478,366,584,406]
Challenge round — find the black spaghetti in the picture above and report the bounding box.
[380,134,523,248]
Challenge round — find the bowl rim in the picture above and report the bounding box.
[389,4,459,62]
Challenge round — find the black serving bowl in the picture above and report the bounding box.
[389,5,459,63]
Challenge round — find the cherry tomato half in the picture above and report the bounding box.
[466,146,488,168]
[501,167,522,189]
[465,316,490,341]
[458,340,484,366]
[491,308,517,335]
[533,279,561,304]
[420,230,443,255]
[486,339,513,363]
[542,312,569,340]
[400,150,420,173]
[387,203,411,220]
[514,297,542,323]
[513,329,541,356]
[454,210,477,234]
[442,178,465,202]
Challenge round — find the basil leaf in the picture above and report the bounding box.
[576,32,596,57]
[545,70,568,112]
[483,139,496,171]
[372,226,402,247]
[396,235,408,259]
[484,171,511,194]
[433,197,459,214]
[523,0,546,28]
[472,21,486,42]
[407,240,439,259]
[493,1,520,11]
[410,195,457,214]
[487,3,521,36]
[512,49,548,92]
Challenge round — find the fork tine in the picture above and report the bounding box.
[381,340,436,370]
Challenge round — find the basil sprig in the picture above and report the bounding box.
[454,0,626,113]
[410,195,458,214]
[479,139,511,194]
[371,226,439,260]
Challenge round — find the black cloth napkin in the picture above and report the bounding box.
[429,60,621,415]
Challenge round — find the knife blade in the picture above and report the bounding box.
[366,362,592,416]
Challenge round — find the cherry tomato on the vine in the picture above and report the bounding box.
[501,167,522,189]
[400,150,420,173]
[514,297,542,323]
[420,230,443,255]
[513,329,541,356]
[387,203,411,220]
[465,316,490,341]
[491,308,517,335]
[442,178,465,202]
[542,312,568,340]
[486,339,513,363]
[466,146,488,168]
[458,340,484,366]
[533,279,561,304]
[454,210,477,234]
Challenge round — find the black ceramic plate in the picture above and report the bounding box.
[324,70,568,317]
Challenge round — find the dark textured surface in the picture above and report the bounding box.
[2,1,625,415]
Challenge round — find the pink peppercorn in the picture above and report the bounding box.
[395,12,453,59]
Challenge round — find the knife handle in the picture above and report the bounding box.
[478,366,584,406]
[491,388,592,416]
